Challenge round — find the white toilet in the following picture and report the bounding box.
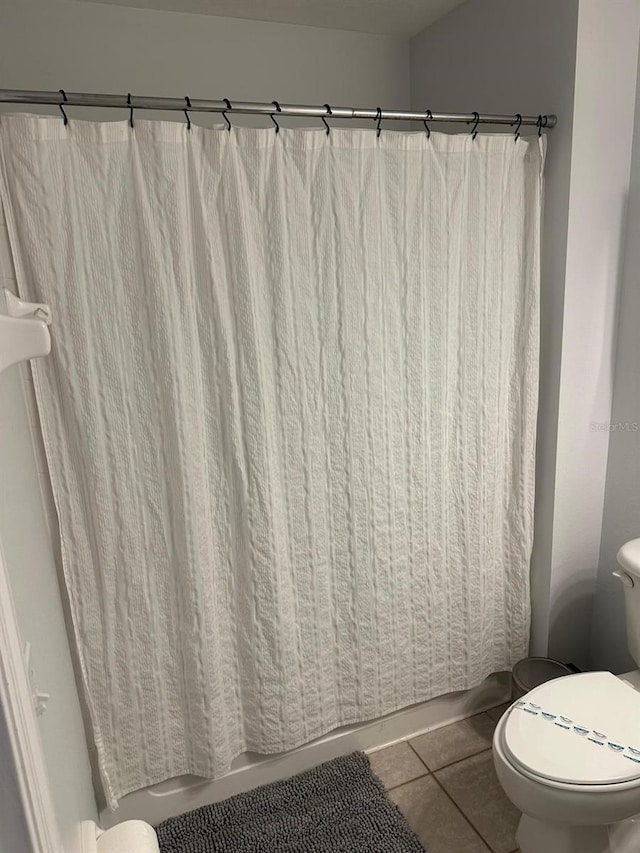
[493,538,640,853]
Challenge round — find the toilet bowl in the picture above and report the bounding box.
[493,671,640,853]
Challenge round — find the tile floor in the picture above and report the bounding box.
[368,702,520,853]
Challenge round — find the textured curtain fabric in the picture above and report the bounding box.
[0,116,544,807]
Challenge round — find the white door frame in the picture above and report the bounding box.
[0,538,62,853]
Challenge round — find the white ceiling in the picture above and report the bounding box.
[79,0,467,36]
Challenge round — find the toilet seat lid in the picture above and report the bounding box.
[503,671,640,786]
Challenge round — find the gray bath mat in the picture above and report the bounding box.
[155,751,426,852]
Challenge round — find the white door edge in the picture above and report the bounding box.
[79,821,100,853]
[0,537,63,852]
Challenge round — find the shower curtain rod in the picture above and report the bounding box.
[0,89,557,129]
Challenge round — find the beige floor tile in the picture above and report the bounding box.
[486,702,512,723]
[390,775,491,853]
[410,713,496,770]
[368,741,428,789]
[436,750,520,853]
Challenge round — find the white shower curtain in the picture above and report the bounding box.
[0,115,544,807]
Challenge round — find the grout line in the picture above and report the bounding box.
[406,739,430,772]
[408,739,493,774]
[429,771,493,851]
[434,753,520,853]
[405,732,516,853]
[385,771,430,793]
[435,745,494,772]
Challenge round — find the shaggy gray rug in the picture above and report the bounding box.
[155,751,426,852]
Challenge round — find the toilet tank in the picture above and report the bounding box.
[615,539,640,666]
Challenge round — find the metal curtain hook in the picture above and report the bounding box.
[184,96,191,131]
[270,100,282,134]
[536,114,549,138]
[423,108,432,139]
[467,111,480,140]
[58,89,68,126]
[322,103,332,136]
[511,112,522,142]
[222,98,232,132]
[375,106,382,139]
[127,93,134,129]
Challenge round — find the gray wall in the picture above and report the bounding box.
[411,0,640,670]
[591,45,640,674]
[0,0,409,123]
[547,0,639,667]
[411,0,580,660]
